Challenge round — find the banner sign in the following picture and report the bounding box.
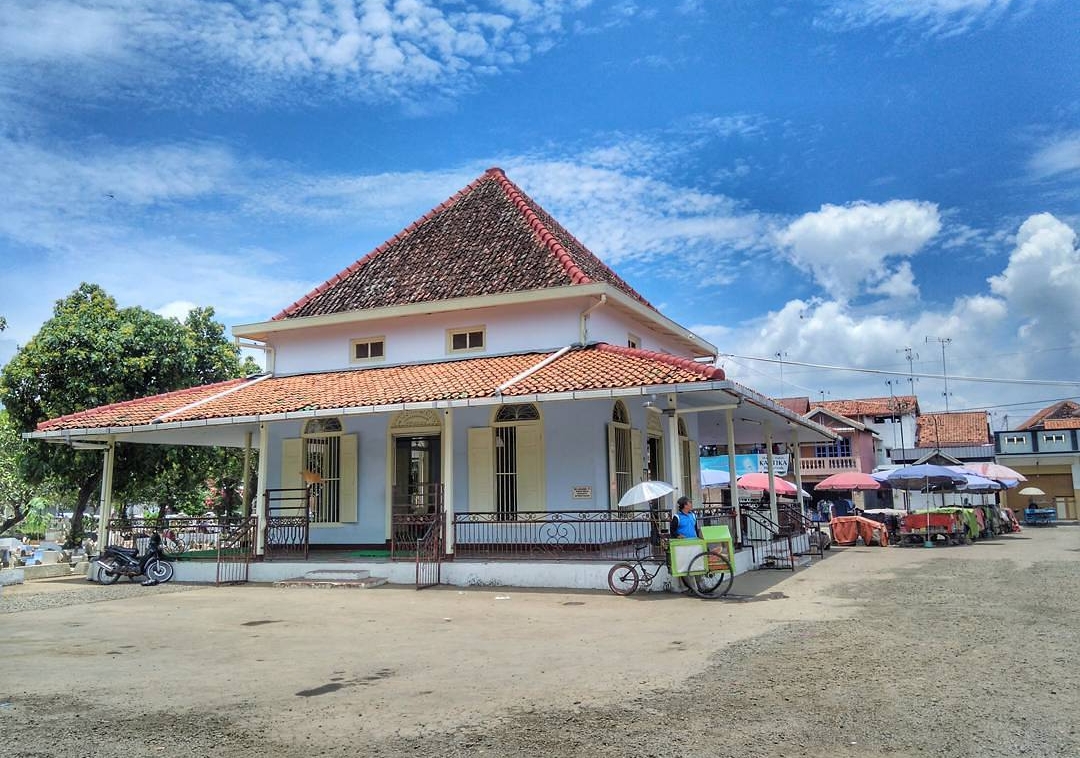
[700,454,789,476]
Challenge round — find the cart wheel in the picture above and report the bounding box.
[607,562,640,596]
[686,550,733,599]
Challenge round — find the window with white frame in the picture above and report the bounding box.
[447,326,485,353]
[1042,433,1066,444]
[1003,435,1026,446]
[627,333,641,349]
[610,401,632,505]
[350,336,385,363]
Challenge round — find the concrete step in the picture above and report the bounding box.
[275,569,387,589]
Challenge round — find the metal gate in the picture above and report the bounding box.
[263,488,311,560]
[216,516,257,585]
[415,513,443,590]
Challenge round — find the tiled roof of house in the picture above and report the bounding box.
[1016,400,1080,430]
[813,396,918,417]
[36,345,724,432]
[916,411,991,447]
[776,397,810,415]
[32,379,249,432]
[272,168,652,320]
[1044,418,1080,430]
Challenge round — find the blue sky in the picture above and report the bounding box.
[1,0,1078,429]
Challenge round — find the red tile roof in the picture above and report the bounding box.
[36,345,725,432]
[272,168,653,321]
[32,379,248,432]
[813,396,918,417]
[1017,400,1080,430]
[776,397,810,415]
[916,411,991,447]
[1044,418,1080,430]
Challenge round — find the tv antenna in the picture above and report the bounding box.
[925,336,953,412]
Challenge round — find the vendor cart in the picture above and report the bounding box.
[898,510,970,546]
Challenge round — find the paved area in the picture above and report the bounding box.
[2,527,1079,757]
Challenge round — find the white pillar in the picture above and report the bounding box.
[725,409,740,544]
[791,427,805,511]
[442,408,455,554]
[241,431,253,518]
[666,408,681,501]
[765,423,778,525]
[96,439,116,549]
[255,422,269,556]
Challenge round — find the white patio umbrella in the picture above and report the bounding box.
[1018,486,1045,497]
[617,480,675,508]
[962,462,1027,483]
[700,469,731,487]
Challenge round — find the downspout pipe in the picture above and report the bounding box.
[579,294,607,344]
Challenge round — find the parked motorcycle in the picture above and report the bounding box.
[96,532,174,585]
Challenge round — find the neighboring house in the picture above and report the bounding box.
[796,405,882,508]
[811,396,919,466]
[995,400,1080,520]
[29,168,834,566]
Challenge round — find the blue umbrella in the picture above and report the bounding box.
[884,464,967,491]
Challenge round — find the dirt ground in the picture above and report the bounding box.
[3,526,1079,758]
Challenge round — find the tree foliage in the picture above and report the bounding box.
[0,284,250,546]
[1,410,37,535]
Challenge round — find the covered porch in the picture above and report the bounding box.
[30,348,836,588]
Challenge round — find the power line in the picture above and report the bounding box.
[719,353,1080,388]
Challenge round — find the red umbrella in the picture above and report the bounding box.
[737,472,797,495]
[815,472,882,491]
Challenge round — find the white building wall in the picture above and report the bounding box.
[270,297,701,375]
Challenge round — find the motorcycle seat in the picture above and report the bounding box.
[108,546,139,556]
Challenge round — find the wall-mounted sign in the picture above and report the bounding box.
[571,486,593,500]
[700,454,790,476]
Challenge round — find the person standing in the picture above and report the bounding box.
[671,496,702,539]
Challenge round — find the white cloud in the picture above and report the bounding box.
[989,213,1080,345]
[776,200,941,301]
[1029,132,1080,179]
[867,260,918,300]
[0,0,593,107]
[155,301,199,321]
[819,0,1025,36]
[709,214,1080,413]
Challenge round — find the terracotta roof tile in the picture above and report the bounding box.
[1017,400,1080,430]
[813,396,918,417]
[273,168,652,321]
[35,379,247,431]
[36,345,724,432]
[916,411,990,447]
[776,397,810,415]
[1044,418,1080,430]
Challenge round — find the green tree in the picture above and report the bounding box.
[1,410,37,535]
[0,284,247,547]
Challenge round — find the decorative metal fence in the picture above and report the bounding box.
[106,516,256,584]
[263,487,310,560]
[451,509,665,561]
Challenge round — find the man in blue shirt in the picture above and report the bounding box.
[671,496,702,539]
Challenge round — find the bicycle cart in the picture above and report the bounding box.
[607,525,734,599]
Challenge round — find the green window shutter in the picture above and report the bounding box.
[468,427,494,513]
[338,434,358,523]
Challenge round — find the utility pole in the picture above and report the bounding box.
[775,351,787,399]
[886,379,910,511]
[926,336,952,412]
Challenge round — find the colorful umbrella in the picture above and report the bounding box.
[736,472,797,495]
[962,462,1027,483]
[815,472,882,491]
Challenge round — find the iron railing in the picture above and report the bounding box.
[216,516,256,585]
[742,508,795,570]
[263,488,310,560]
[451,509,666,561]
[415,514,443,589]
